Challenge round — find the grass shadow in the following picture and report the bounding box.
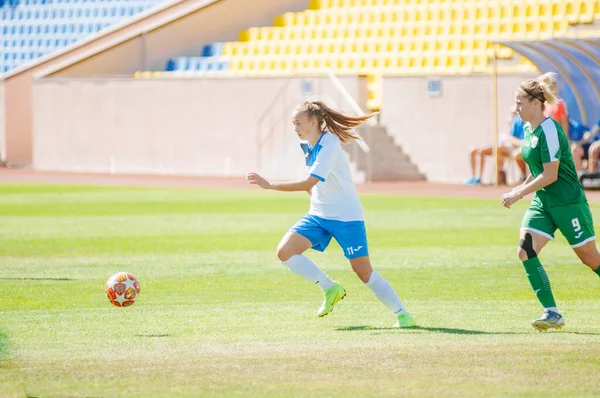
[336,325,527,335]
[135,334,171,338]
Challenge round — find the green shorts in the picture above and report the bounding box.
[521,202,596,247]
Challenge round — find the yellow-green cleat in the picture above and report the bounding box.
[317,282,346,317]
[395,312,417,328]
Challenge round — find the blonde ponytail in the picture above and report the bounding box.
[536,72,559,105]
[518,72,560,107]
[295,101,375,144]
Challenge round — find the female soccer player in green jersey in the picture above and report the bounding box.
[500,73,600,332]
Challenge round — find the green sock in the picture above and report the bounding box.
[594,266,600,278]
[522,257,556,308]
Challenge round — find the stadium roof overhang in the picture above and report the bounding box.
[495,38,600,126]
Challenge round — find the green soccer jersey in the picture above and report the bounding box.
[521,118,587,208]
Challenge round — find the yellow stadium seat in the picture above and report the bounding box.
[325,0,345,7]
[566,1,581,23]
[238,27,259,42]
[475,53,489,68]
[221,42,235,56]
[496,21,510,38]
[331,9,347,24]
[336,55,355,72]
[580,1,595,23]
[445,53,460,71]
[338,0,357,7]
[311,26,328,40]
[525,21,541,39]
[450,3,468,21]
[526,2,540,20]
[196,0,594,77]
[321,9,341,24]
[475,3,492,22]
[277,43,290,56]
[496,45,513,59]
[407,55,422,72]
[314,41,329,55]
[550,0,567,21]
[538,0,551,18]
[500,2,512,20]
[459,38,474,51]
[257,27,271,41]
[305,10,321,25]
[378,7,394,23]
[273,12,296,27]
[386,56,405,74]
[539,20,554,39]
[426,4,440,22]
[458,55,474,74]
[432,37,448,52]
[235,43,250,57]
[285,26,304,41]
[369,55,386,71]
[553,19,569,34]
[245,43,259,56]
[264,43,278,56]
[511,2,525,21]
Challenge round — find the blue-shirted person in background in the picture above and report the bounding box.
[572,118,600,175]
[245,101,416,328]
[466,111,527,185]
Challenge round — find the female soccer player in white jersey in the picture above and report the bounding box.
[245,101,416,328]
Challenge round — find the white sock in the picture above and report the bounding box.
[283,255,334,290]
[545,306,559,314]
[365,271,407,316]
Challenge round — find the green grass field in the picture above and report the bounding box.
[1,183,599,397]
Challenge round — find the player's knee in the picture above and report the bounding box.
[580,256,595,269]
[518,233,537,261]
[517,247,529,262]
[351,266,371,283]
[578,252,600,269]
[276,246,292,262]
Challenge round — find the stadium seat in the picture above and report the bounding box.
[0,0,164,74]
[134,0,600,84]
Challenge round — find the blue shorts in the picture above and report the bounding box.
[290,214,369,259]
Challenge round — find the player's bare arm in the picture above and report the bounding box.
[501,161,558,208]
[245,173,319,192]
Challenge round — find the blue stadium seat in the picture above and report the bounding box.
[198,57,209,71]
[202,42,223,57]
[0,0,163,73]
[165,57,188,71]
[218,60,229,71]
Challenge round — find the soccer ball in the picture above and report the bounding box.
[105,272,141,307]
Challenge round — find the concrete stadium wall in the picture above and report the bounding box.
[32,74,539,183]
[32,76,361,180]
[1,0,309,166]
[380,73,537,183]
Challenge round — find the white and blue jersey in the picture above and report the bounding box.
[290,131,368,259]
[302,132,363,222]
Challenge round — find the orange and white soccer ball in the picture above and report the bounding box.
[105,272,141,307]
